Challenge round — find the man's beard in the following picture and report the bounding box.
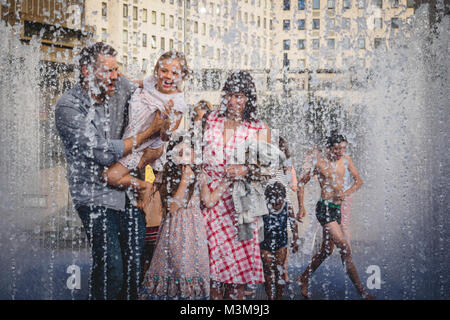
[90,79,114,101]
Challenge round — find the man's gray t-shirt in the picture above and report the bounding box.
[55,77,136,211]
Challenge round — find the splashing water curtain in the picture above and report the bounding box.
[0,2,448,300]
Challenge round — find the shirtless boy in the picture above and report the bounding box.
[296,134,375,300]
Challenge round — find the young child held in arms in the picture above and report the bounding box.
[102,51,190,209]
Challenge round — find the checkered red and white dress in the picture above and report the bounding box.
[201,110,265,284]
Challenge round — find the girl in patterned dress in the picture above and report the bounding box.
[201,71,271,300]
[140,134,210,300]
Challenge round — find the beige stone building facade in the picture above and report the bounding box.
[85,0,274,106]
[85,0,416,103]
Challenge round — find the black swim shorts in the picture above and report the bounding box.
[315,199,341,226]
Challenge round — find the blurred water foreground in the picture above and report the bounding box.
[0,4,449,300]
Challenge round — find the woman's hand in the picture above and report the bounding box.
[225,165,248,180]
[297,206,306,223]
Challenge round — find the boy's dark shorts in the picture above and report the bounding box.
[315,199,341,226]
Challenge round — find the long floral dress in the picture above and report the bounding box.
[201,110,265,284]
[140,184,210,299]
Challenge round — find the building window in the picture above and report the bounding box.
[133,32,138,45]
[328,0,335,9]
[313,39,320,49]
[123,30,128,44]
[186,0,191,9]
[327,38,335,49]
[313,0,320,9]
[123,55,128,66]
[178,18,183,30]
[298,19,305,30]
[391,18,400,28]
[343,17,350,29]
[358,0,365,8]
[298,59,306,69]
[202,23,206,35]
[152,11,157,24]
[298,39,306,49]
[101,28,107,42]
[342,37,350,49]
[313,19,320,29]
[358,38,365,49]
[374,0,382,8]
[102,2,107,17]
[143,33,147,47]
[343,0,351,9]
[257,16,261,28]
[283,40,291,50]
[186,19,191,32]
[374,37,384,49]
[169,15,174,28]
[194,21,198,33]
[328,18,335,30]
[123,4,128,18]
[143,9,148,22]
[283,20,291,30]
[169,39,174,50]
[142,58,147,72]
[133,6,138,20]
[161,37,165,50]
[283,53,290,67]
[161,13,165,26]
[392,0,399,7]
[407,0,415,8]
[283,0,291,10]
[298,0,305,10]
[151,36,157,49]
[374,18,382,29]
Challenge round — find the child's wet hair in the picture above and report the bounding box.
[326,133,347,148]
[153,50,191,79]
[265,182,286,203]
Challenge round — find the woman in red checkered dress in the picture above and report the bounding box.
[200,71,270,300]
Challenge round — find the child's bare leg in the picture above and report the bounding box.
[102,162,153,209]
[296,227,335,298]
[210,280,224,300]
[102,162,131,188]
[274,247,288,300]
[261,249,276,300]
[224,283,246,300]
[325,221,375,300]
[284,250,290,283]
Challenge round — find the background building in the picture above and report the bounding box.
[84,0,418,105]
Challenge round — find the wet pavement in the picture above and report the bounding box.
[0,238,441,300]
